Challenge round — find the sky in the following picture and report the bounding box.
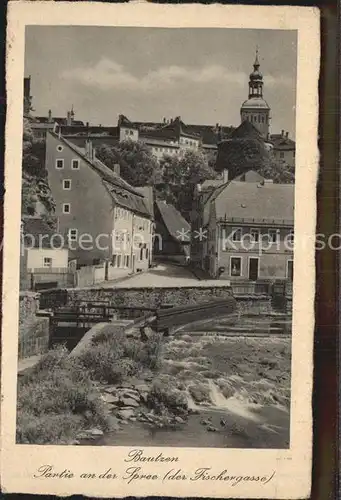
[25,26,297,138]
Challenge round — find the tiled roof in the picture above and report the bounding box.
[135,186,155,218]
[22,217,66,249]
[271,138,296,151]
[155,201,190,241]
[52,132,151,218]
[213,181,294,223]
[35,117,85,126]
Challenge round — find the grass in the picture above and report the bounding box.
[17,322,291,444]
[17,331,164,444]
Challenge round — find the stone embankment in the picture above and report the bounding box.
[74,380,202,442]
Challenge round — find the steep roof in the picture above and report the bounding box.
[135,186,155,218]
[213,181,294,224]
[155,201,191,242]
[50,132,151,218]
[22,217,66,249]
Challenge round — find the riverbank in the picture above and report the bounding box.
[17,323,291,447]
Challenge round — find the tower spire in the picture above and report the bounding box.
[254,46,259,68]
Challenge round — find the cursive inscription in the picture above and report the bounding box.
[34,465,74,479]
[125,449,179,463]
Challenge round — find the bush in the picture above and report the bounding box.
[147,376,188,413]
[78,342,129,384]
[16,347,111,444]
[188,383,211,403]
[17,410,84,444]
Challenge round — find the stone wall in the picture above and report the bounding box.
[40,285,234,310]
[236,296,273,315]
[18,292,49,359]
[19,292,39,324]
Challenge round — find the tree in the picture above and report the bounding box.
[22,119,56,222]
[216,136,295,184]
[96,140,160,187]
[157,149,218,219]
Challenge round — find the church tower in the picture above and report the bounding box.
[240,50,270,138]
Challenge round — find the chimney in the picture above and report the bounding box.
[113,164,120,176]
[223,169,229,183]
[67,111,72,126]
[48,109,52,123]
[86,121,89,128]
[285,131,289,138]
[85,139,93,158]
[281,129,284,137]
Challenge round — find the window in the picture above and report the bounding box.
[71,159,80,170]
[117,254,122,268]
[280,152,285,159]
[230,257,242,277]
[250,229,260,243]
[56,145,64,152]
[43,257,52,268]
[231,228,242,242]
[125,130,129,135]
[63,179,71,190]
[63,203,71,214]
[68,229,78,242]
[129,130,134,136]
[268,229,279,243]
[112,255,117,267]
[56,159,64,169]
[287,230,294,245]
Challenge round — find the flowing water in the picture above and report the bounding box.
[82,312,291,448]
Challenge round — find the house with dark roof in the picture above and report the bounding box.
[20,217,72,290]
[191,175,294,284]
[44,131,154,273]
[154,200,191,265]
[270,131,296,167]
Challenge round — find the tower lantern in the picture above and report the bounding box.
[240,49,270,138]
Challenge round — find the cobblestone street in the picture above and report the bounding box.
[101,263,229,288]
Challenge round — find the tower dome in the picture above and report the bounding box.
[240,49,270,139]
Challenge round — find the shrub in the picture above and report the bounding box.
[78,342,128,384]
[16,348,111,444]
[147,376,188,413]
[17,410,84,444]
[188,383,211,403]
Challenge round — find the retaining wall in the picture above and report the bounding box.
[236,296,273,315]
[39,285,234,310]
[18,292,50,359]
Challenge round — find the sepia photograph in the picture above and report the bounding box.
[17,25,296,449]
[1,3,318,497]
